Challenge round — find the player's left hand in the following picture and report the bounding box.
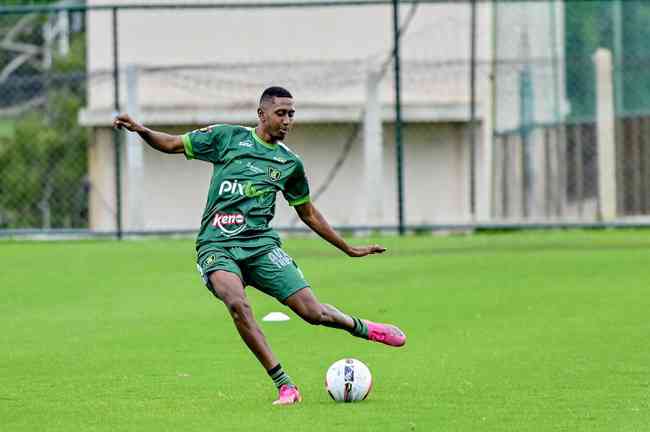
[346,244,387,258]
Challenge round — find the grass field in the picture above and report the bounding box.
[2,230,650,431]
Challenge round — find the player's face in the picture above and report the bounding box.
[261,97,295,141]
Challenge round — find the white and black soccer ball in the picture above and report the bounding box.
[325,358,372,402]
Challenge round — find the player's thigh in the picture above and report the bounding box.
[196,246,245,300]
[208,270,247,306]
[245,246,309,304]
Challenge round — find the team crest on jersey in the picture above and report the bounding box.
[268,167,282,182]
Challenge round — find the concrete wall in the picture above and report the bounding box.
[84,0,488,230]
[493,0,567,132]
[85,0,493,115]
[88,122,470,230]
[82,1,566,228]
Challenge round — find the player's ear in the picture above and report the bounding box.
[257,107,265,122]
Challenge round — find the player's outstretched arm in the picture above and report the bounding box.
[294,202,386,257]
[113,113,184,154]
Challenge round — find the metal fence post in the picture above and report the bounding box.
[392,0,405,235]
[519,50,534,219]
[469,0,477,220]
[112,7,122,239]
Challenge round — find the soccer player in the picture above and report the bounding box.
[113,86,406,405]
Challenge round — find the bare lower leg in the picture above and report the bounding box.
[285,287,403,347]
[209,271,279,371]
[285,288,359,332]
[229,302,278,370]
[317,303,355,330]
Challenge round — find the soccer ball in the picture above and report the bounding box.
[325,358,373,402]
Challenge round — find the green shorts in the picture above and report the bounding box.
[196,243,309,303]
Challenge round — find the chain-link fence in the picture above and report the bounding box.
[0,4,89,231]
[1,1,649,237]
[493,0,650,222]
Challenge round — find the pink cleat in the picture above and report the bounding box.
[272,384,302,405]
[364,320,407,347]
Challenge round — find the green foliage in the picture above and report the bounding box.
[53,31,86,74]
[564,1,618,120]
[1,0,61,6]
[620,2,650,115]
[0,12,46,106]
[0,34,87,229]
[565,1,650,119]
[0,89,87,228]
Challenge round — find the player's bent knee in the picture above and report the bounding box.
[227,298,252,321]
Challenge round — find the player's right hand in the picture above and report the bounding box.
[346,244,387,258]
[113,113,144,133]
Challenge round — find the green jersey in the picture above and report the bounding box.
[182,124,310,250]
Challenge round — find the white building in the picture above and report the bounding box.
[79,0,565,231]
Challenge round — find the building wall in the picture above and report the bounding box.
[493,1,567,132]
[83,1,566,227]
[85,0,494,113]
[88,122,471,230]
[88,127,117,230]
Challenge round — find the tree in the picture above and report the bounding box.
[564,1,606,120]
[0,34,87,229]
[564,0,650,118]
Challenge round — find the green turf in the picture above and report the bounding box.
[1,230,650,431]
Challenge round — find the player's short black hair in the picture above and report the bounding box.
[260,86,293,105]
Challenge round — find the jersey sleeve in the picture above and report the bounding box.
[181,124,230,163]
[283,158,311,206]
